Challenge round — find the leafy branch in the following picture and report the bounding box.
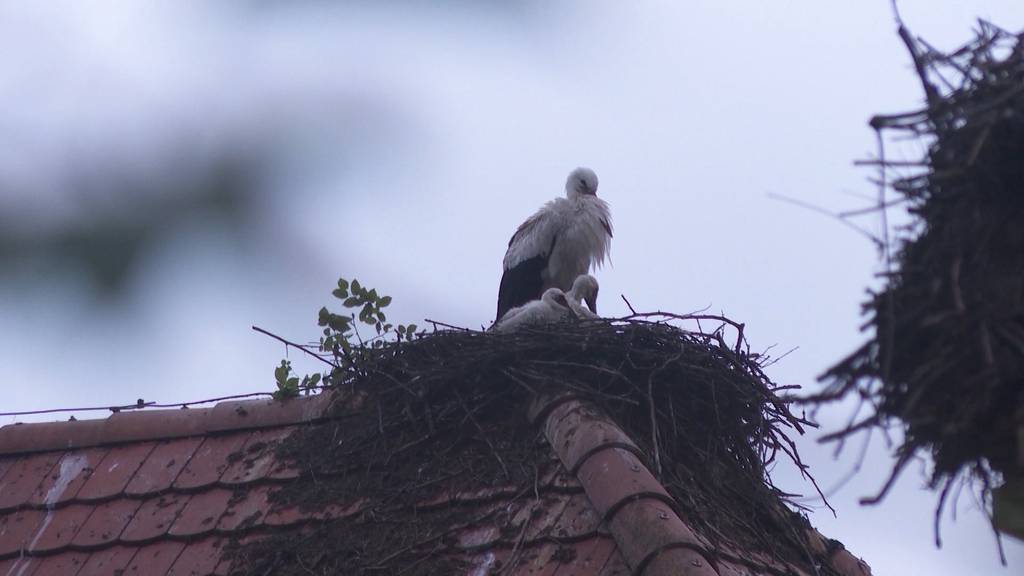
[263,276,418,399]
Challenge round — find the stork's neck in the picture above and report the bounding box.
[566,189,595,203]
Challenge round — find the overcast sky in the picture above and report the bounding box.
[1,1,1023,574]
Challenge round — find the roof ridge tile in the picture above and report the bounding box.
[0,393,335,457]
[532,393,718,576]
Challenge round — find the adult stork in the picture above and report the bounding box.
[566,274,600,319]
[495,167,612,322]
[491,288,575,333]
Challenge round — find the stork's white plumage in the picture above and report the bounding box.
[491,288,575,332]
[566,274,600,319]
[495,167,612,321]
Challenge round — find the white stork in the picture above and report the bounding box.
[566,274,600,319]
[491,288,575,332]
[495,167,612,322]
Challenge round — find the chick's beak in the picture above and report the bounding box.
[585,294,598,315]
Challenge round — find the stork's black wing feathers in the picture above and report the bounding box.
[496,255,546,322]
[496,233,559,322]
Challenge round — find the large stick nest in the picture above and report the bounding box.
[814,21,1024,529]
[231,316,836,575]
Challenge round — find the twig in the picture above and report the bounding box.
[620,294,638,315]
[860,451,913,505]
[452,386,509,479]
[767,192,883,249]
[252,325,339,369]
[423,318,473,332]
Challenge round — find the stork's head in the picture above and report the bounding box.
[542,287,571,310]
[565,167,599,199]
[570,274,600,314]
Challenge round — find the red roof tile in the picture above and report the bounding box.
[219,428,293,485]
[216,485,272,532]
[173,434,251,491]
[21,504,92,554]
[0,557,30,576]
[121,493,189,544]
[167,489,233,538]
[72,498,141,548]
[0,509,46,557]
[28,448,107,507]
[165,536,226,576]
[549,492,604,540]
[76,443,155,501]
[0,388,871,576]
[125,437,203,497]
[76,545,138,576]
[122,540,186,575]
[27,549,90,575]
[563,536,618,573]
[0,453,61,512]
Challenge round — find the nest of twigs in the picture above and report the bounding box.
[814,21,1024,542]
[232,316,834,575]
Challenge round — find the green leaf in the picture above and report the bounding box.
[377,311,386,323]
[328,314,351,332]
[273,388,298,400]
[331,288,348,299]
[301,373,322,389]
[317,307,330,326]
[343,297,360,308]
[368,288,378,302]
[407,324,417,335]
[337,278,349,291]
[379,295,392,307]
[351,279,362,294]
[274,360,291,386]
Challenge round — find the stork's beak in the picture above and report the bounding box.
[585,294,598,315]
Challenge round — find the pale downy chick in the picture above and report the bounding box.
[492,288,575,332]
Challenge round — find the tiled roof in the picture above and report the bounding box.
[0,389,871,576]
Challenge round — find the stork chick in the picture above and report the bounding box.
[491,288,575,333]
[566,274,600,319]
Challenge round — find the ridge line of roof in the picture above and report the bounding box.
[530,392,873,576]
[531,393,719,576]
[0,394,336,456]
